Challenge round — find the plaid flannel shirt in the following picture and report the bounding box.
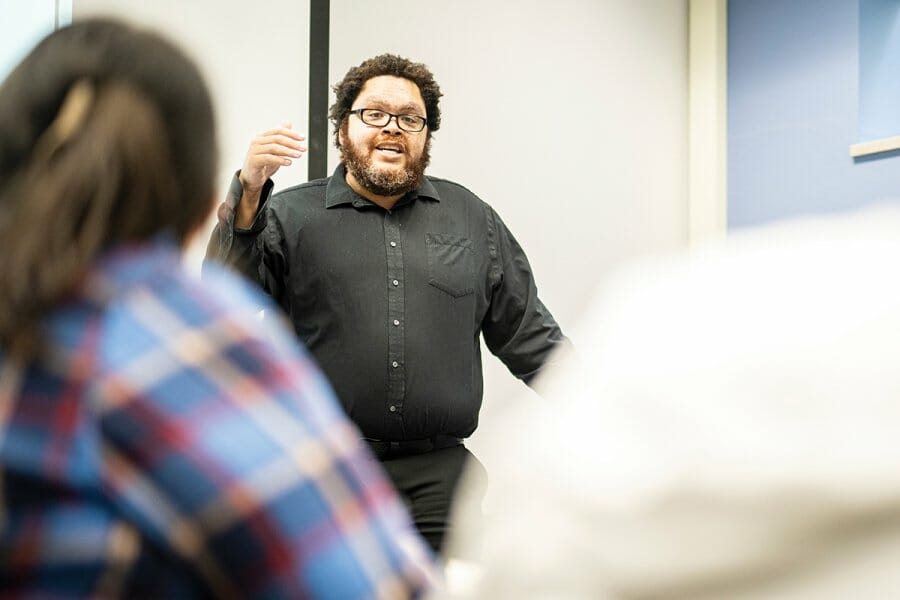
[0,239,435,598]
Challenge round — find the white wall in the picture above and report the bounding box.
[0,0,58,82]
[329,0,689,461]
[72,0,311,271]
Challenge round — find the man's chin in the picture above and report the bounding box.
[370,158,406,173]
[359,168,419,197]
[369,164,409,181]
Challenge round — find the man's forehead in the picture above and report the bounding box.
[355,76,424,109]
[361,97,423,112]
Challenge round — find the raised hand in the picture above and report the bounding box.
[236,123,307,228]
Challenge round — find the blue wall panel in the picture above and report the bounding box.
[728,0,900,229]
[859,0,900,141]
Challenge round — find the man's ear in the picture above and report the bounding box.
[338,126,346,149]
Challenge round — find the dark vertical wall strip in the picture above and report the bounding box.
[308,0,330,180]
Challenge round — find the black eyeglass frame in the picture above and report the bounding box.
[349,108,427,133]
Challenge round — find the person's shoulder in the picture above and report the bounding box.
[426,175,481,199]
[269,176,331,210]
[275,175,330,198]
[425,175,496,215]
[198,260,278,315]
[99,253,284,363]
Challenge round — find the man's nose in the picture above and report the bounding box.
[382,115,403,132]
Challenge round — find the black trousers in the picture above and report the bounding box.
[378,445,486,554]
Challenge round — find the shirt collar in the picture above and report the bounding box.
[325,163,441,209]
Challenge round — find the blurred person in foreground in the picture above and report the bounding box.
[444,206,900,599]
[0,19,434,598]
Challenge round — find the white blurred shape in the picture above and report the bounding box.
[444,205,900,599]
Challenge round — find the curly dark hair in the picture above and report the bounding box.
[329,54,442,149]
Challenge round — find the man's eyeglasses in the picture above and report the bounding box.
[349,108,427,133]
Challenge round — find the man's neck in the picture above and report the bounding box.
[345,168,403,210]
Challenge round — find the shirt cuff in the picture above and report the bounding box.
[219,170,274,234]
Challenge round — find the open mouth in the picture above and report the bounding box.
[375,143,404,155]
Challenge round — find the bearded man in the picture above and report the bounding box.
[206,54,567,554]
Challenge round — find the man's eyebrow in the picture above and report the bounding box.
[397,103,425,114]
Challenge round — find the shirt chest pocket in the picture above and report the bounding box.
[425,233,475,298]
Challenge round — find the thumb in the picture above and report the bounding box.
[281,121,293,130]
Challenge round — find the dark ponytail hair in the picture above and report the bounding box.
[0,19,217,358]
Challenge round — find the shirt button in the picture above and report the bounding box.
[389,405,397,412]
[393,319,400,326]
[392,279,399,286]
[392,361,399,368]
[390,241,397,247]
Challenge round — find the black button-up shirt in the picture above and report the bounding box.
[205,164,566,441]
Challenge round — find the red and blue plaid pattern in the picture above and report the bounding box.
[0,240,434,598]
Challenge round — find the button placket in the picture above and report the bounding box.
[384,213,406,417]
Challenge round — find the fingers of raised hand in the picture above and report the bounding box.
[259,127,307,143]
[252,138,307,158]
[242,127,307,187]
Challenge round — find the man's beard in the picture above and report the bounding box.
[341,134,431,197]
